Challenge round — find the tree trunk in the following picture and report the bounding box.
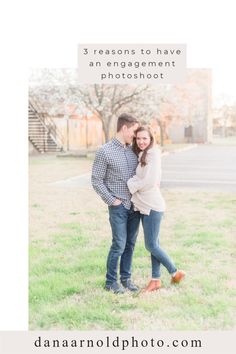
[101,120,110,143]
[157,119,164,146]
[104,128,110,143]
[222,119,227,138]
[101,116,113,143]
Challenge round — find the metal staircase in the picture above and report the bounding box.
[28,99,65,153]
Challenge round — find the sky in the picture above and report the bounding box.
[1,0,236,331]
[26,0,235,102]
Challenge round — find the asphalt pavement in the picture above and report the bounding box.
[52,144,236,192]
[161,145,236,192]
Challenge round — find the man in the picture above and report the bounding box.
[91,113,140,294]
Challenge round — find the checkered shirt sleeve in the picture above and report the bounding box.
[91,139,138,208]
[91,148,116,206]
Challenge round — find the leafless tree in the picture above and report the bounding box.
[29,69,210,146]
[125,85,177,146]
[29,69,150,142]
[75,84,149,142]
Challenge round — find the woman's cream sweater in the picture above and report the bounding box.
[127,146,166,215]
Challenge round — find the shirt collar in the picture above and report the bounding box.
[112,138,131,149]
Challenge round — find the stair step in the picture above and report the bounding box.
[30,141,58,145]
[31,137,57,140]
[29,134,57,138]
[28,134,47,136]
[28,127,47,129]
[28,127,45,129]
[29,130,51,133]
[32,142,58,145]
[32,140,57,143]
[33,146,60,150]
[28,123,42,125]
[32,142,58,146]
[29,134,48,137]
[29,103,64,153]
[28,133,48,135]
[28,130,47,132]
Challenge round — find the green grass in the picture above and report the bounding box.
[29,191,236,330]
[32,203,41,208]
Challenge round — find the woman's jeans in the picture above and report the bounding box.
[106,203,140,285]
[141,210,177,278]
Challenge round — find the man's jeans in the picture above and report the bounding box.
[106,203,140,285]
[141,210,177,278]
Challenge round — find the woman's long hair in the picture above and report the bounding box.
[132,126,156,167]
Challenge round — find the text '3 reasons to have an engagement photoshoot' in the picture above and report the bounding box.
[78,44,186,84]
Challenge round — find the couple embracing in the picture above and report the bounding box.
[91,113,185,294]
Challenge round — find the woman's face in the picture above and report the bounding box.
[136,130,151,150]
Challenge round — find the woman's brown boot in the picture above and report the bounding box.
[142,279,161,292]
[171,270,185,284]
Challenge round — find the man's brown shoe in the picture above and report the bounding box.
[171,270,185,284]
[142,279,161,292]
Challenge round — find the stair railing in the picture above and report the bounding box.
[28,97,65,151]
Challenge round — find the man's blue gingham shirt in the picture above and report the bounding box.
[91,138,138,209]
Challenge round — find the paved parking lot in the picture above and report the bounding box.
[162,145,236,192]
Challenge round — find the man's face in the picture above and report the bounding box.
[123,123,139,144]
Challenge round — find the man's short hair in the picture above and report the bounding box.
[117,113,139,132]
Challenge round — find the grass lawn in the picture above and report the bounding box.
[29,156,236,330]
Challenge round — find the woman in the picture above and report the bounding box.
[127,126,185,292]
